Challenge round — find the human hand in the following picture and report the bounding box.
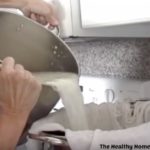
[20,0,58,26]
[0,57,42,117]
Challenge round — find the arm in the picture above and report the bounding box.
[0,112,29,150]
[0,57,42,150]
[0,0,58,26]
[0,0,26,9]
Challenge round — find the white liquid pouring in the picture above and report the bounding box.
[33,72,88,130]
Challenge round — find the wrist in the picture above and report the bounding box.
[0,111,29,127]
[0,111,29,149]
[0,107,30,121]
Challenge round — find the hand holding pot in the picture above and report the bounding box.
[20,0,59,26]
[0,0,59,26]
[0,57,42,116]
[0,57,41,149]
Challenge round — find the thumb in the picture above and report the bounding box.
[48,15,59,26]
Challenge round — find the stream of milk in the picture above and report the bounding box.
[33,72,89,130]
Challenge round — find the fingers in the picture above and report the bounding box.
[48,2,59,26]
[21,0,59,26]
[0,59,2,70]
[0,57,32,79]
[30,13,37,22]
[0,57,26,74]
[30,13,58,26]
[39,16,47,25]
[1,57,15,73]
[30,13,48,25]
[45,5,59,26]
[46,15,58,26]
[15,64,24,74]
[30,1,58,26]
[14,63,34,81]
[0,56,42,115]
[24,70,33,80]
[24,70,42,93]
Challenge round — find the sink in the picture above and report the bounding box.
[53,76,149,112]
[16,145,27,150]
[17,76,150,150]
[16,139,42,150]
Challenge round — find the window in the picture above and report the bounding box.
[80,0,150,28]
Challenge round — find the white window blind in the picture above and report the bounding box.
[80,0,150,28]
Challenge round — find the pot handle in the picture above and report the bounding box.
[28,133,69,147]
[46,25,60,37]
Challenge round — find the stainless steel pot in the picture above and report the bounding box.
[0,11,79,144]
[29,132,70,150]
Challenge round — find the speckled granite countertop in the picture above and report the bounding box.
[66,38,150,79]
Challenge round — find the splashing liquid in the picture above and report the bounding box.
[33,72,89,130]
